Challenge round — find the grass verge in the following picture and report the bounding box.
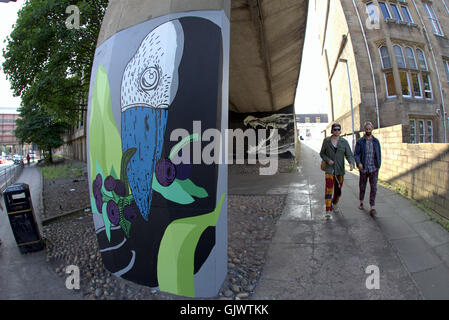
[40,160,85,180]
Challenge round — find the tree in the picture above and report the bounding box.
[2,0,108,124]
[15,103,67,163]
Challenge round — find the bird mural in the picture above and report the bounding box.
[88,14,227,297]
[120,20,184,221]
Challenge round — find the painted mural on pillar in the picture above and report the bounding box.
[87,13,229,298]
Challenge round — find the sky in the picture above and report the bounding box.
[294,0,329,115]
[0,0,25,113]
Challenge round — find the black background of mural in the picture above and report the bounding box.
[97,17,223,287]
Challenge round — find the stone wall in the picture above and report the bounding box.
[373,124,449,219]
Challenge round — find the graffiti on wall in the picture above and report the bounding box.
[244,113,296,157]
[87,14,228,297]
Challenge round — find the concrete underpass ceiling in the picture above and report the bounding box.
[230,0,308,114]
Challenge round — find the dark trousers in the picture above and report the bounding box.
[359,170,378,206]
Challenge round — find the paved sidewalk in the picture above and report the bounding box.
[249,143,449,299]
[0,166,82,300]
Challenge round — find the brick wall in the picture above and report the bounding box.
[373,124,449,218]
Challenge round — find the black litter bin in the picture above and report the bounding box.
[3,183,44,254]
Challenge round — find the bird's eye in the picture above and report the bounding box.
[140,66,160,91]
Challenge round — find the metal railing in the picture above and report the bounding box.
[0,164,24,192]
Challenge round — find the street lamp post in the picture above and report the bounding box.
[339,58,355,151]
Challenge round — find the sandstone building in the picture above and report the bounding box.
[316,0,449,144]
[60,109,87,162]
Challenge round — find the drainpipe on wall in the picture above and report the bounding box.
[350,0,381,129]
[410,0,447,143]
[441,0,449,14]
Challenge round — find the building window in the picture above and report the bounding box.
[80,111,84,128]
[410,119,433,143]
[426,120,433,143]
[384,71,397,98]
[380,45,432,100]
[410,119,417,143]
[390,3,403,21]
[394,45,406,68]
[418,120,425,143]
[416,49,428,70]
[379,2,392,19]
[400,71,411,97]
[422,74,433,99]
[379,46,392,69]
[444,60,449,83]
[315,117,321,123]
[405,47,417,69]
[423,3,444,36]
[401,5,413,23]
[366,2,378,24]
[305,117,310,123]
[411,73,423,98]
[370,2,416,26]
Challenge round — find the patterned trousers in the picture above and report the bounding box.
[325,173,344,212]
[359,170,378,206]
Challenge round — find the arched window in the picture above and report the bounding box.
[379,46,391,69]
[405,47,417,69]
[393,45,406,68]
[416,49,427,71]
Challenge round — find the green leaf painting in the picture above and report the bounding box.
[152,176,208,205]
[89,65,124,241]
[157,193,226,297]
[89,65,122,195]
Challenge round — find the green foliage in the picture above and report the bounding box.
[40,161,84,179]
[14,104,67,163]
[394,184,409,197]
[2,0,108,124]
[428,214,449,233]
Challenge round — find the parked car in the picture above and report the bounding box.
[13,154,23,165]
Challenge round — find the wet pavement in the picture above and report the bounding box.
[249,142,449,299]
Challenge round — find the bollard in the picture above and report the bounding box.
[86,0,230,298]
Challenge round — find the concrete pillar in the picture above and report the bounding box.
[86,0,230,298]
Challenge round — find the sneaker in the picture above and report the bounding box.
[332,203,340,213]
[325,212,332,220]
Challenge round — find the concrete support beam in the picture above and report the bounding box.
[98,0,230,47]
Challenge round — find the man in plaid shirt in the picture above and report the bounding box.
[354,121,382,216]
